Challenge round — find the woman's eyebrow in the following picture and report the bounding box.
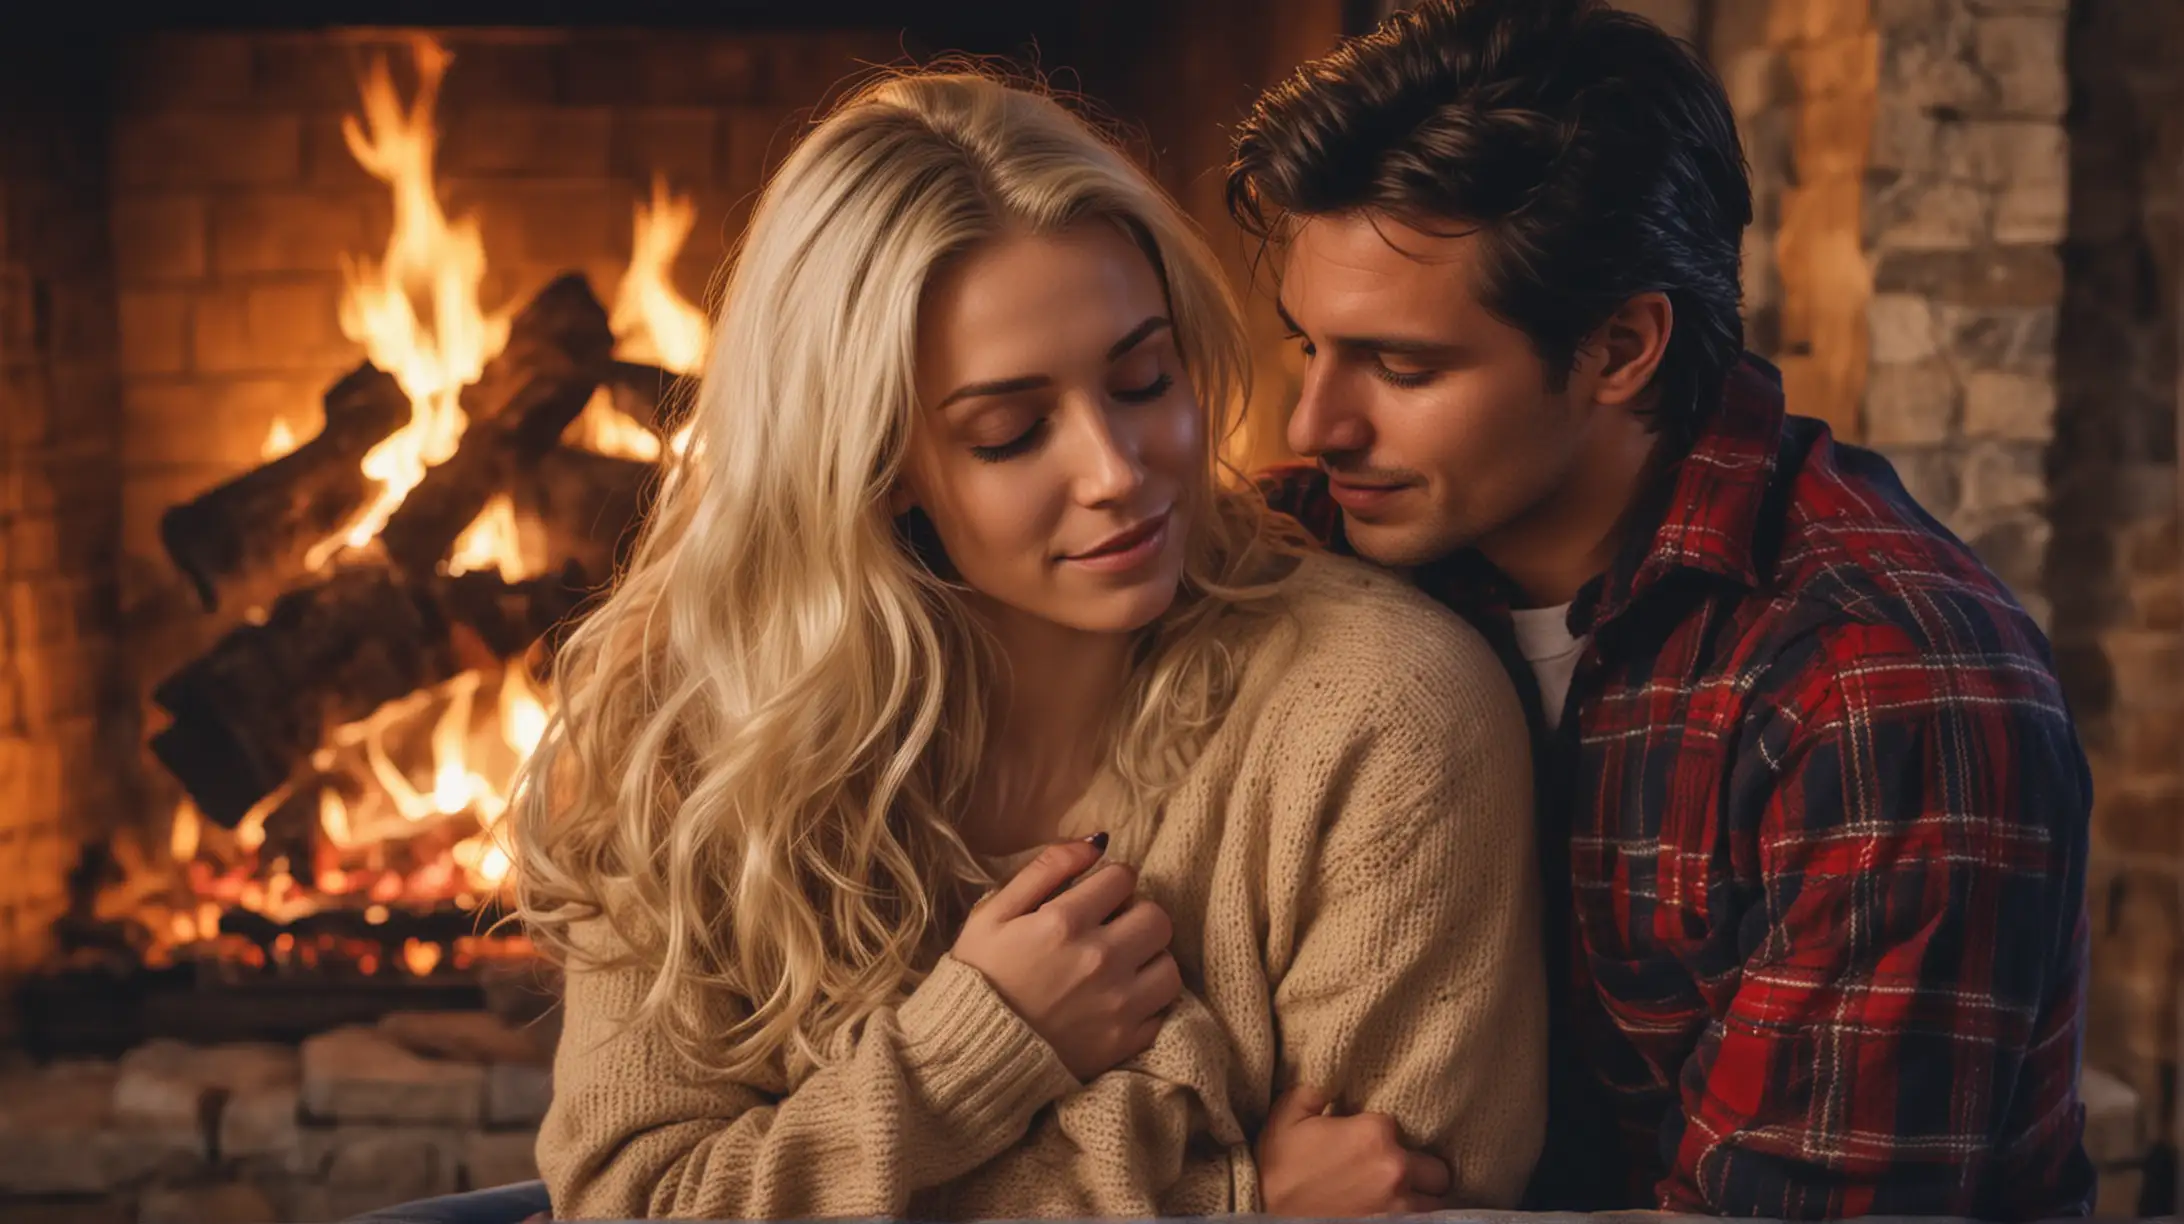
[937,316,1174,410]
[936,374,1050,411]
[1107,316,1172,361]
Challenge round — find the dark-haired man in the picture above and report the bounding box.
[1232,0,2095,1218]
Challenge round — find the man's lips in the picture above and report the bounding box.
[1324,476,1414,514]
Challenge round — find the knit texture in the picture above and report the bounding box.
[536,551,1547,1219]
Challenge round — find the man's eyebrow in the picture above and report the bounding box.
[1275,299,1456,356]
[1108,316,1172,361]
[935,374,1051,411]
[1339,334,1459,356]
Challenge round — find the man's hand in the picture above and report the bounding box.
[1257,1083,1452,1216]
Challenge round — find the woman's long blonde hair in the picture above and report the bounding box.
[512,67,1297,1080]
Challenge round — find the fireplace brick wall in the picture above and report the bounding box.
[0,37,129,1004]
[107,27,896,838]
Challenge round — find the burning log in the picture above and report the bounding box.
[150,562,591,829]
[157,363,410,613]
[514,446,660,583]
[435,565,594,666]
[603,359,695,438]
[218,901,505,950]
[378,274,616,580]
[257,771,352,878]
[148,565,459,829]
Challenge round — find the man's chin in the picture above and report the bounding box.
[1338,515,1467,570]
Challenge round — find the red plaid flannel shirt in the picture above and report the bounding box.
[1261,356,2094,1219]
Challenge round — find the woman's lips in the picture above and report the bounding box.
[1064,511,1172,572]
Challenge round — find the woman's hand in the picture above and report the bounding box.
[952,836,1181,1080]
[1257,1084,1453,1216]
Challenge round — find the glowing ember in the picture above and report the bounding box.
[260,418,299,461]
[234,804,268,853]
[403,938,444,976]
[169,802,201,862]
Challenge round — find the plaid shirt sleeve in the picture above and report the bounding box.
[1667,612,2093,1219]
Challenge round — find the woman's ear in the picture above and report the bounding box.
[888,482,917,516]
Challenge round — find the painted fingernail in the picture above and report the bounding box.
[1084,831,1110,852]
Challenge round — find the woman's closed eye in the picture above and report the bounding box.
[1112,371,1174,404]
[965,369,1173,463]
[970,417,1048,463]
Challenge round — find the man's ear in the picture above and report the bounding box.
[1592,292,1672,409]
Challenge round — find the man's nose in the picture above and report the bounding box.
[1287,362,1372,458]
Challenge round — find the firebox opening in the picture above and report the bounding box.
[3,0,1323,1063]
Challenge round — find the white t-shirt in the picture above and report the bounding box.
[1508,603,1589,730]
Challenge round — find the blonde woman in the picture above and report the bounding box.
[514,68,1544,1220]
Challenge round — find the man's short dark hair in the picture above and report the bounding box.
[1227,0,1752,448]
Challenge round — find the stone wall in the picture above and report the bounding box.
[2050,0,2184,1195]
[1705,2,1792,370]
[1774,0,1880,442]
[1860,0,2068,631]
[1709,0,2073,616]
[0,35,130,1005]
[0,1010,552,1223]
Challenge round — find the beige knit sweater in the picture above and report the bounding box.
[537,551,1546,1219]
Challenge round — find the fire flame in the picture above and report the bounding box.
[567,173,712,462]
[569,394,664,461]
[320,789,354,850]
[155,37,717,958]
[612,175,711,376]
[497,663,549,759]
[318,36,510,569]
[447,492,526,580]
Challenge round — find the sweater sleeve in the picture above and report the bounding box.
[914,987,1257,1219]
[536,947,1080,1220]
[1270,610,1549,1208]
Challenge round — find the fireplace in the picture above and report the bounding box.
[0,5,1342,1219]
[16,23,914,1058]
